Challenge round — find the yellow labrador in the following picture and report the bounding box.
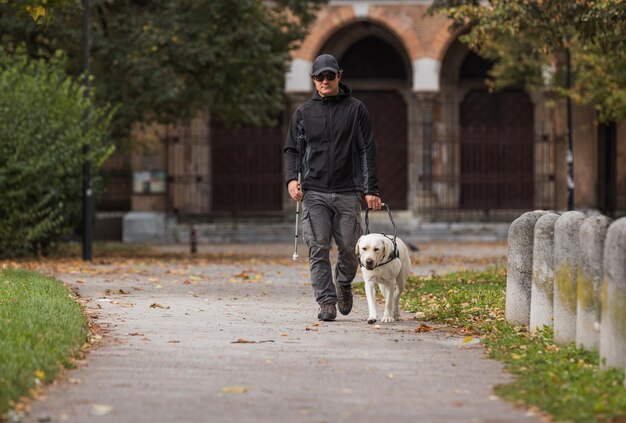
[356,233,411,324]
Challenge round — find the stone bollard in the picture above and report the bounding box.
[576,215,612,350]
[506,210,549,325]
[599,217,626,371]
[553,211,586,344]
[530,213,560,334]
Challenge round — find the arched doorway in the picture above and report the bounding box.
[458,52,534,209]
[320,23,411,209]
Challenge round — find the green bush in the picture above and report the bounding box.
[0,47,114,257]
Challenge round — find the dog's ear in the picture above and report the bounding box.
[383,236,394,259]
[355,236,363,255]
[380,241,386,260]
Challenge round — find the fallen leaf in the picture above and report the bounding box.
[90,404,113,416]
[34,370,45,380]
[463,336,474,343]
[149,303,169,309]
[415,323,435,333]
[231,338,256,344]
[168,340,181,343]
[305,327,318,331]
[221,386,248,394]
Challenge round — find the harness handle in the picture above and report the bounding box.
[364,203,398,258]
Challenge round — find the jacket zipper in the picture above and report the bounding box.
[328,101,334,191]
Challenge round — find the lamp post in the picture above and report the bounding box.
[82,0,92,260]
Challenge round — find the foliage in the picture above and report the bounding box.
[0,0,70,25]
[430,0,626,123]
[0,47,114,257]
[0,269,88,415]
[395,268,626,422]
[0,0,327,138]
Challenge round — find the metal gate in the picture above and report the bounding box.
[210,121,283,213]
[353,90,408,209]
[460,89,534,209]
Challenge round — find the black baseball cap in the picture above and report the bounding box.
[312,54,340,75]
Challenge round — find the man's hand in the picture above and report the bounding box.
[288,180,303,201]
[365,194,382,210]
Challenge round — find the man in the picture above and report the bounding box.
[284,53,382,321]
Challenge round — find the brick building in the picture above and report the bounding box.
[99,1,625,240]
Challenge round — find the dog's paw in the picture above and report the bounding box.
[393,313,401,320]
[367,317,377,324]
[381,315,396,323]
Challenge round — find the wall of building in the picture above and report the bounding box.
[114,1,624,221]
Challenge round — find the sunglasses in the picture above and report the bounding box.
[312,72,337,82]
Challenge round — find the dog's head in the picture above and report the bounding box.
[355,234,393,270]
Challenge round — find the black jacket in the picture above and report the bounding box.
[284,82,379,196]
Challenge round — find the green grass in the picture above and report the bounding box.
[0,269,89,414]
[358,268,626,422]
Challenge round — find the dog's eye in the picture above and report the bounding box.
[362,247,367,251]
[374,248,379,252]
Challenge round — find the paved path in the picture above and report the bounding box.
[22,242,543,423]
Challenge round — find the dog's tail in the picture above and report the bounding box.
[407,242,420,252]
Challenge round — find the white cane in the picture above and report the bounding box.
[292,124,305,261]
[292,174,301,261]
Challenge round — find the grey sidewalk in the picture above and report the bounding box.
[22,241,543,423]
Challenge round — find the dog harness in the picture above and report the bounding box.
[359,203,399,269]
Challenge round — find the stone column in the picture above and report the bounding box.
[576,215,612,350]
[599,217,626,370]
[553,211,586,344]
[506,210,549,325]
[413,92,438,214]
[530,212,560,334]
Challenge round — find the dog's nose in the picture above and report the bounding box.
[365,259,373,266]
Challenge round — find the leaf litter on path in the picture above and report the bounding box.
[221,386,248,394]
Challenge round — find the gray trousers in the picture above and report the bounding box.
[301,191,363,305]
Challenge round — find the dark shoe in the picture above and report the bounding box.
[336,284,353,316]
[317,303,337,321]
